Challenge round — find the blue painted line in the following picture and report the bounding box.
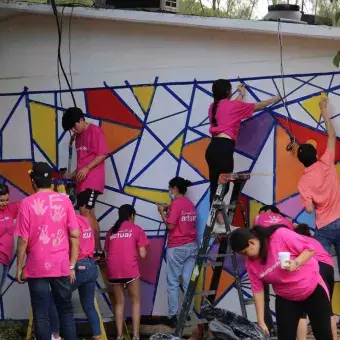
[97,206,115,223]
[110,155,122,191]
[25,92,35,161]
[0,92,25,134]
[32,141,58,171]
[163,84,190,110]
[147,109,187,125]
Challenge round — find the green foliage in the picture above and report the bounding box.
[0,320,27,340]
[334,51,340,68]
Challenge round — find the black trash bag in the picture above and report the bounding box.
[201,302,271,340]
[150,334,180,340]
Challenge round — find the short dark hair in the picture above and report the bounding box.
[169,177,192,194]
[294,223,312,237]
[297,144,317,168]
[0,184,9,196]
[259,205,280,214]
[62,107,84,131]
[30,162,52,189]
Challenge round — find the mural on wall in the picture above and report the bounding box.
[0,72,340,321]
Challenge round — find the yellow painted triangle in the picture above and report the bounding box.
[301,92,327,122]
[250,199,264,227]
[30,102,56,165]
[132,86,155,112]
[125,186,170,204]
[335,163,340,181]
[169,134,184,159]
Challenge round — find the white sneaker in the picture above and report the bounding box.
[51,335,61,340]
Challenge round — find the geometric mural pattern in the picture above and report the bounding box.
[0,72,340,321]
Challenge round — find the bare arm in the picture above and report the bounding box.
[85,154,107,171]
[16,237,28,283]
[320,98,336,152]
[69,229,80,267]
[305,206,314,214]
[139,247,147,259]
[254,290,265,325]
[254,96,281,112]
[159,210,175,230]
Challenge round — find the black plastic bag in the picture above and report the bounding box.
[201,302,271,340]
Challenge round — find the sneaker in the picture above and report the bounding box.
[51,336,61,340]
[132,337,140,340]
[116,336,124,340]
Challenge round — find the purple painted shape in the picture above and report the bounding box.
[277,194,304,218]
[5,181,27,202]
[124,281,155,317]
[236,113,275,158]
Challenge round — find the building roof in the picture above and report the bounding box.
[1,0,340,41]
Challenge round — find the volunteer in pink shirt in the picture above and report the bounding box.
[49,215,101,340]
[158,177,197,328]
[230,225,332,340]
[0,184,20,293]
[297,98,340,275]
[295,223,337,340]
[205,79,280,223]
[62,107,109,258]
[105,204,148,340]
[15,162,80,340]
[254,211,295,231]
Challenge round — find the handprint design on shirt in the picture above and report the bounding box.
[32,198,48,216]
[49,194,66,222]
[39,225,51,245]
[264,215,283,225]
[52,229,65,247]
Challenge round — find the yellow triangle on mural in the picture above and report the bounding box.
[249,199,264,227]
[132,86,155,112]
[301,92,327,122]
[125,186,170,204]
[30,102,57,165]
[169,134,184,159]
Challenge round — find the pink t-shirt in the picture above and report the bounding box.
[166,197,197,248]
[246,228,323,301]
[15,192,79,278]
[77,215,95,260]
[298,148,340,229]
[0,202,20,266]
[208,99,255,141]
[254,212,295,230]
[75,124,110,194]
[104,221,149,279]
[304,236,334,267]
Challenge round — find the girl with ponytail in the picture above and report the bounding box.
[104,204,149,340]
[157,177,198,327]
[230,226,332,340]
[205,79,280,228]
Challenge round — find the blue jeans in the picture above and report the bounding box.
[314,218,340,274]
[50,258,101,336]
[28,276,76,340]
[0,263,8,294]
[166,242,198,317]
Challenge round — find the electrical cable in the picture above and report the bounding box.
[278,20,296,153]
[57,6,65,108]
[51,0,77,107]
[69,4,74,88]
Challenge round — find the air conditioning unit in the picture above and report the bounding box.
[105,0,178,13]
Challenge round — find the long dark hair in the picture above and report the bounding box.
[0,184,9,196]
[111,204,136,234]
[169,177,192,194]
[295,223,312,237]
[211,79,232,127]
[230,225,288,264]
[258,205,286,218]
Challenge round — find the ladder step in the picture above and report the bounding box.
[203,261,223,267]
[194,290,216,296]
[244,298,255,305]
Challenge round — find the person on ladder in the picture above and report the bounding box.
[157,177,198,329]
[15,162,80,340]
[62,107,110,259]
[230,225,333,340]
[205,79,280,232]
[49,214,102,340]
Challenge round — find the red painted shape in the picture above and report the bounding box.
[139,237,165,285]
[232,194,249,228]
[86,89,142,128]
[276,117,340,162]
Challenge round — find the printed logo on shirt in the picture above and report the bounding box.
[180,211,197,222]
[110,229,132,240]
[38,225,66,247]
[0,216,10,222]
[259,260,280,278]
[76,146,88,152]
[263,215,283,225]
[82,228,92,239]
[31,195,66,222]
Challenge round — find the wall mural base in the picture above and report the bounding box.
[0,72,340,321]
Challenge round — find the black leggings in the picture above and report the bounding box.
[264,283,274,331]
[205,137,235,205]
[276,284,332,340]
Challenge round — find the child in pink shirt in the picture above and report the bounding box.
[0,184,20,293]
[254,212,295,230]
[62,107,109,258]
[105,204,148,340]
[230,225,332,340]
[205,79,280,213]
[158,177,197,327]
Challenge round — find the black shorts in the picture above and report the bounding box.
[77,189,100,210]
[301,261,334,319]
[108,277,139,288]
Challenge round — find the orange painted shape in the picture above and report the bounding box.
[0,161,33,195]
[101,121,141,154]
[275,126,305,202]
[182,138,210,179]
[204,266,235,302]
